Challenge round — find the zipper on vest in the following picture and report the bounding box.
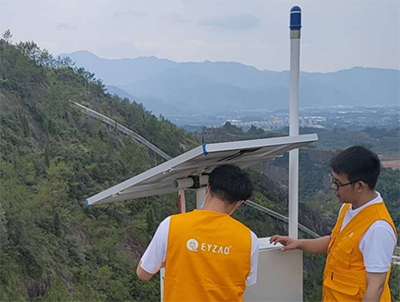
[331,272,334,280]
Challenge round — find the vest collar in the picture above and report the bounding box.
[347,191,381,218]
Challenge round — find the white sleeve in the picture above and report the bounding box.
[360,221,397,273]
[246,231,259,286]
[140,216,171,274]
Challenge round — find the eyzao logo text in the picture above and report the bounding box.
[186,239,231,255]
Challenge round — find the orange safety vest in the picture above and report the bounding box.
[164,209,252,302]
[322,201,397,302]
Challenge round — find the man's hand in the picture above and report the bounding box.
[270,235,331,254]
[270,235,302,251]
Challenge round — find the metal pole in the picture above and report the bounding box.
[178,189,186,213]
[289,6,302,239]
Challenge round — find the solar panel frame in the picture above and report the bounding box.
[86,134,318,205]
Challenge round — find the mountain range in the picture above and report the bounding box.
[61,51,400,116]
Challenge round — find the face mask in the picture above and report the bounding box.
[229,200,244,216]
[198,189,210,210]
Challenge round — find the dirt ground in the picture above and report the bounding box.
[382,160,400,169]
[380,154,400,170]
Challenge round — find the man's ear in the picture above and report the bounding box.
[356,181,366,193]
[206,183,210,194]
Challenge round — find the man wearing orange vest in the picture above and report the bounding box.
[270,146,397,302]
[137,164,259,302]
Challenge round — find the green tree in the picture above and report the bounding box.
[2,29,12,42]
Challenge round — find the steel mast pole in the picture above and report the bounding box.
[288,6,302,239]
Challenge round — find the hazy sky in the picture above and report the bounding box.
[0,0,399,72]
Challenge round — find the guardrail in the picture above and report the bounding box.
[69,101,172,160]
[245,200,321,238]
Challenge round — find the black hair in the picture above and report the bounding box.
[208,164,254,204]
[329,145,381,189]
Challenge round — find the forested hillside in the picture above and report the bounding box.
[0,35,399,302]
[0,36,199,301]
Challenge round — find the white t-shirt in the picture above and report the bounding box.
[339,192,397,273]
[141,216,259,286]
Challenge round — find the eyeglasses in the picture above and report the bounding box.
[329,174,363,191]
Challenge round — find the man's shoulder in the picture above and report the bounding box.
[157,216,171,230]
[250,230,258,239]
[366,220,396,236]
[228,215,250,228]
[170,210,196,220]
[360,219,396,251]
[228,217,258,240]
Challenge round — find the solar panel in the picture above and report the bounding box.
[86,134,318,205]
